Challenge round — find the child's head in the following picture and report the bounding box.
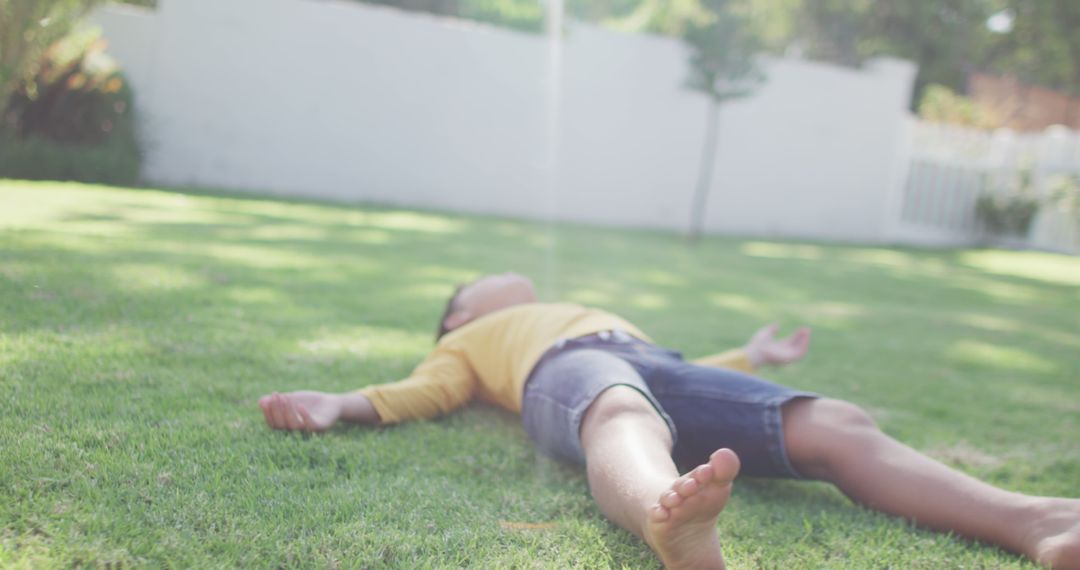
[436,272,536,340]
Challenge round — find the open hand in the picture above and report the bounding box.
[743,324,811,368]
[258,391,342,432]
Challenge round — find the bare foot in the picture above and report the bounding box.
[643,449,741,570]
[1027,498,1080,569]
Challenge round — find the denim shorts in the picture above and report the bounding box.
[521,331,819,478]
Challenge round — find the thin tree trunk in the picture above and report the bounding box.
[688,98,720,244]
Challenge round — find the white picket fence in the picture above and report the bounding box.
[895,120,1080,253]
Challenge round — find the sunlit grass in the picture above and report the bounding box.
[946,340,1059,373]
[961,249,1080,286]
[2,179,1078,568]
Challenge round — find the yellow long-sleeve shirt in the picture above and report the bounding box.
[357,302,754,424]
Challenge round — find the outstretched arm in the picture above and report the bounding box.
[258,391,379,432]
[259,346,476,432]
[692,324,811,372]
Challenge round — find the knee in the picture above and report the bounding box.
[810,398,878,434]
[783,398,880,476]
[580,386,671,449]
[584,385,662,427]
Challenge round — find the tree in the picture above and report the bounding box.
[588,0,713,35]
[982,0,1080,96]
[788,0,1080,108]
[568,0,1077,107]
[865,1,998,103]
[790,0,999,106]
[682,0,766,243]
[0,0,103,114]
[788,0,865,66]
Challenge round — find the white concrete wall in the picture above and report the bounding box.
[94,0,916,242]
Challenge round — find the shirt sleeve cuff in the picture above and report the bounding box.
[689,349,755,373]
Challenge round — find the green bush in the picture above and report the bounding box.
[458,0,542,33]
[351,0,543,33]
[918,84,1000,130]
[0,29,142,185]
[974,192,1040,237]
[974,165,1040,239]
[1047,174,1080,222]
[0,130,140,186]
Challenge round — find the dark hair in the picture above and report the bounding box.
[435,283,467,341]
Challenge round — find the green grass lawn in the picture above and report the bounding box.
[2,179,1078,568]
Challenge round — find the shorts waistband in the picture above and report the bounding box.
[552,329,638,350]
[527,330,644,387]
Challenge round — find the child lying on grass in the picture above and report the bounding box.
[260,272,1080,569]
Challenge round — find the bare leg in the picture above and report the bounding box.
[783,398,1080,568]
[579,386,741,569]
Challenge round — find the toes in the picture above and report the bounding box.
[677,477,700,497]
[689,464,715,485]
[660,490,684,509]
[648,504,670,522]
[709,448,742,482]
